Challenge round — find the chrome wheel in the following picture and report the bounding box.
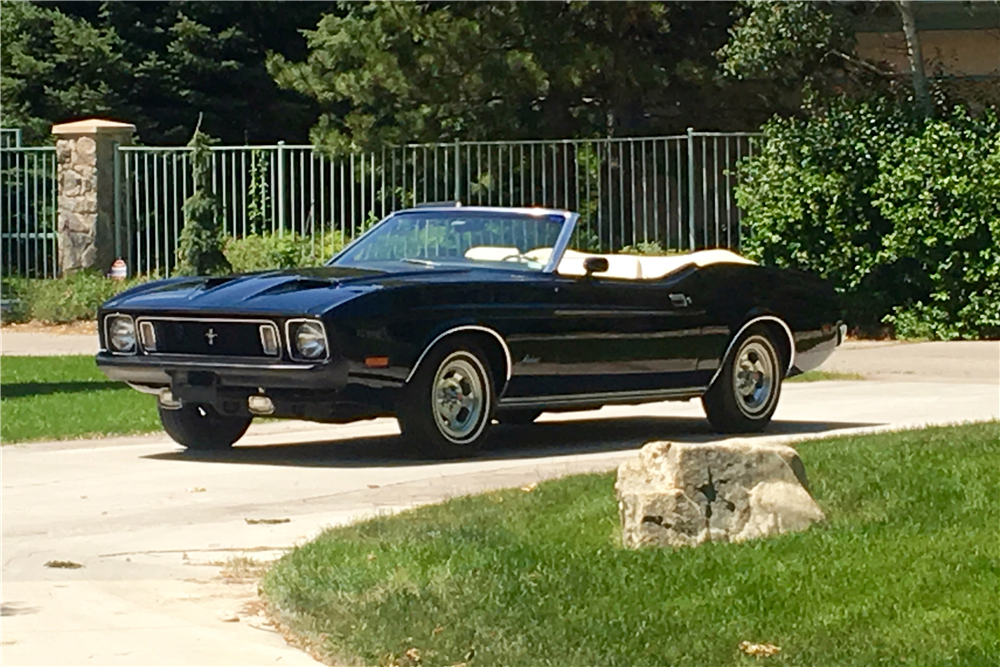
[398,339,496,457]
[432,352,488,444]
[732,336,777,417]
[703,325,784,434]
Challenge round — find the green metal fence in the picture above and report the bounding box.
[1,129,24,149]
[0,145,59,277]
[0,130,758,277]
[116,131,759,276]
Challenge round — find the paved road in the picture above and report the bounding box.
[1,330,99,357]
[3,377,998,666]
[2,334,998,665]
[819,339,999,384]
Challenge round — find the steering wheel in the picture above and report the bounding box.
[500,252,533,264]
[500,252,545,269]
[500,253,544,269]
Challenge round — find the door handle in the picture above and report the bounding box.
[669,293,691,308]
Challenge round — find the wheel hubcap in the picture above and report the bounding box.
[432,354,486,443]
[733,338,776,417]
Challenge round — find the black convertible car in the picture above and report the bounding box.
[97,205,844,456]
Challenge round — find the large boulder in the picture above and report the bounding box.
[615,440,824,549]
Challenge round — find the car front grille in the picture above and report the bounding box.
[137,318,280,357]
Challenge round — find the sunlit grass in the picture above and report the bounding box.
[0,355,160,442]
[264,422,1000,667]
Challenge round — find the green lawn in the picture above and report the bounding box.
[263,422,1000,667]
[0,355,160,442]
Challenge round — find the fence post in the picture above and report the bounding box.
[453,139,460,202]
[276,140,286,236]
[686,127,696,251]
[52,118,135,274]
[113,142,122,262]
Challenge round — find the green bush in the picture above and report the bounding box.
[872,112,1000,339]
[1,271,145,324]
[224,231,347,273]
[1,276,33,321]
[618,241,668,255]
[738,99,1000,339]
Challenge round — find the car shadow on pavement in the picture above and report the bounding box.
[0,601,40,617]
[143,415,880,468]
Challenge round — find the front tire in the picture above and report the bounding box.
[397,339,496,458]
[702,326,783,433]
[158,403,252,450]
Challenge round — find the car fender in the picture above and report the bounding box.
[405,322,513,395]
[708,312,796,390]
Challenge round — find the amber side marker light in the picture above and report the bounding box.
[364,356,390,368]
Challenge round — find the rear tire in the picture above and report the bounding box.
[702,325,783,433]
[397,339,495,458]
[158,403,252,450]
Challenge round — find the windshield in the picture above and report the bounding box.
[330,209,569,271]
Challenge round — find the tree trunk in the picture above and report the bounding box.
[896,0,933,118]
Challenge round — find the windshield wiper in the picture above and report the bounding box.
[400,258,439,268]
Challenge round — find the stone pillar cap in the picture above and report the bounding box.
[52,118,136,136]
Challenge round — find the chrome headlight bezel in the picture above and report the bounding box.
[105,314,137,355]
[285,319,329,361]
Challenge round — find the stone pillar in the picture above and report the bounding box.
[52,119,135,274]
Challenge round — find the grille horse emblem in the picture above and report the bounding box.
[205,328,218,345]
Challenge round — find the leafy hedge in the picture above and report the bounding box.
[738,100,1000,339]
[1,271,145,323]
[223,231,346,273]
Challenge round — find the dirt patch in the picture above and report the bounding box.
[1,320,98,335]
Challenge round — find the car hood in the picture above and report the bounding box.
[100,265,484,317]
[102,266,393,316]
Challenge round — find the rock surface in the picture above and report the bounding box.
[51,119,134,274]
[615,440,824,548]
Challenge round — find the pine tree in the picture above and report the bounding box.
[175,119,231,276]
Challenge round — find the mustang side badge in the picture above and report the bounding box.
[205,328,218,345]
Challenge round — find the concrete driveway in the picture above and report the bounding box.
[1,337,998,666]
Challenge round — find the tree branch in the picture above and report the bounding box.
[829,50,894,78]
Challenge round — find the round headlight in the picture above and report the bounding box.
[294,321,327,359]
[108,316,136,353]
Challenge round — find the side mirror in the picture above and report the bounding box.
[583,256,609,276]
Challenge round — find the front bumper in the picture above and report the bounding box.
[96,352,349,391]
[97,352,398,421]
